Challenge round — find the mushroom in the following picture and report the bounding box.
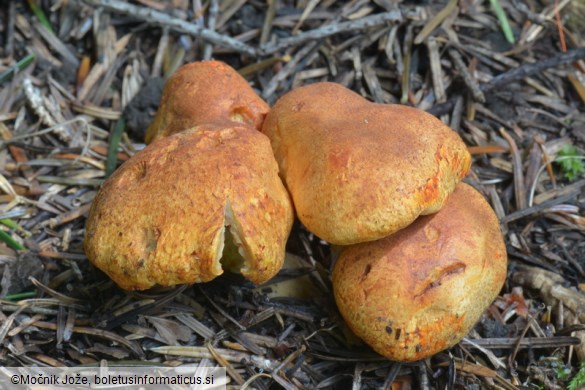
[85,123,293,290]
[145,60,269,144]
[261,82,471,245]
[332,183,507,362]
[84,61,293,290]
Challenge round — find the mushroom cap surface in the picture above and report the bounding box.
[262,82,471,245]
[146,61,269,143]
[84,123,293,290]
[332,183,507,362]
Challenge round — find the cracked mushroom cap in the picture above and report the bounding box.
[332,183,507,362]
[145,61,269,144]
[84,123,293,290]
[262,82,471,245]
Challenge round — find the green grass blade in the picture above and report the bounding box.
[106,117,126,178]
[1,218,31,237]
[489,0,515,44]
[27,0,54,34]
[0,229,25,251]
[4,291,38,301]
[1,218,21,230]
[0,53,36,84]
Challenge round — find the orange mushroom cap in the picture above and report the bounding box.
[85,124,293,290]
[332,183,507,362]
[145,61,269,144]
[262,82,471,245]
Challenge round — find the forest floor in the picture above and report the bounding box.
[1,0,585,389]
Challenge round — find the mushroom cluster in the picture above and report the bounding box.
[84,60,507,361]
[84,61,293,290]
[261,81,507,361]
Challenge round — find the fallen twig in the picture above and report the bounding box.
[78,0,256,56]
[78,0,402,59]
[485,46,585,91]
[259,11,403,56]
[428,46,585,116]
[202,0,219,60]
